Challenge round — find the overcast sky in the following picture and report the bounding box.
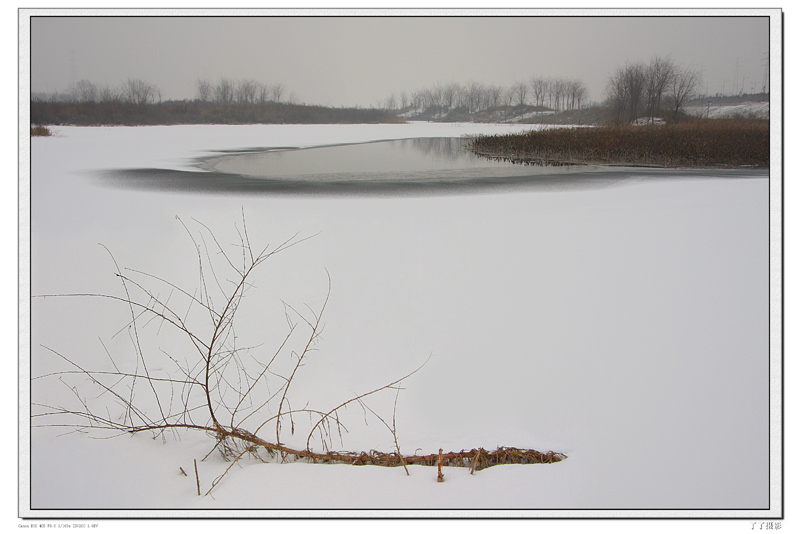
[29,14,771,107]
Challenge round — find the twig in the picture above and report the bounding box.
[194,459,200,496]
[305,354,431,452]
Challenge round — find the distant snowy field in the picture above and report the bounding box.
[25,122,770,517]
[685,100,769,119]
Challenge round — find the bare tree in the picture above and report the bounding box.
[529,77,547,108]
[644,56,675,119]
[544,78,556,109]
[442,82,460,111]
[196,79,212,102]
[502,86,515,107]
[213,78,235,105]
[235,79,259,105]
[511,80,528,106]
[667,66,700,119]
[98,84,120,103]
[69,79,98,103]
[553,78,569,111]
[384,92,398,111]
[456,85,469,110]
[257,82,270,105]
[487,85,503,108]
[606,63,647,123]
[428,84,444,110]
[121,78,158,105]
[606,68,630,123]
[464,81,486,112]
[411,90,424,110]
[568,79,589,110]
[270,82,285,103]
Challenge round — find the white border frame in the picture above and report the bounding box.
[18,7,784,521]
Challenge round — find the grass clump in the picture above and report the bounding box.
[469,118,769,168]
[31,125,52,137]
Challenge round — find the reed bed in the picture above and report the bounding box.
[469,119,769,168]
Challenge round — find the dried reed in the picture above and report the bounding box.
[469,118,769,168]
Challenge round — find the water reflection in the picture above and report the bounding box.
[206,137,565,179]
[100,137,766,197]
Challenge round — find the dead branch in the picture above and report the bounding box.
[32,215,567,495]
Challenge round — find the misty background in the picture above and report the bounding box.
[30,15,770,108]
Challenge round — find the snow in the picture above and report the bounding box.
[23,122,773,520]
[632,117,667,125]
[685,101,769,119]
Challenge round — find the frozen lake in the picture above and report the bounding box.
[101,134,762,196]
[26,123,771,515]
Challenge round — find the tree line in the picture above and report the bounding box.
[44,78,164,105]
[382,77,590,115]
[31,76,408,125]
[30,100,402,126]
[30,58,714,127]
[194,78,293,105]
[385,57,704,125]
[39,77,295,107]
[605,56,700,124]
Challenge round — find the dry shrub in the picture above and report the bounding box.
[31,125,52,137]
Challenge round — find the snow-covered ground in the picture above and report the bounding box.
[685,100,769,119]
[23,122,773,519]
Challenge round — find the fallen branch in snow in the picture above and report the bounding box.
[32,214,566,495]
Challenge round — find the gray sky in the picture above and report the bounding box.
[29,14,771,107]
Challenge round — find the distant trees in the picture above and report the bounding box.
[70,79,98,103]
[269,82,285,103]
[196,77,288,106]
[530,77,548,108]
[196,79,212,103]
[61,78,159,105]
[31,75,358,126]
[486,85,503,108]
[212,78,235,105]
[381,76,589,116]
[121,78,159,105]
[667,66,701,119]
[63,78,159,105]
[644,56,674,118]
[607,63,646,123]
[511,81,529,107]
[30,98,402,126]
[234,79,260,105]
[527,77,588,111]
[567,79,589,110]
[383,92,398,112]
[606,56,700,123]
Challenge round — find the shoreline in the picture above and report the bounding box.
[470,150,769,171]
